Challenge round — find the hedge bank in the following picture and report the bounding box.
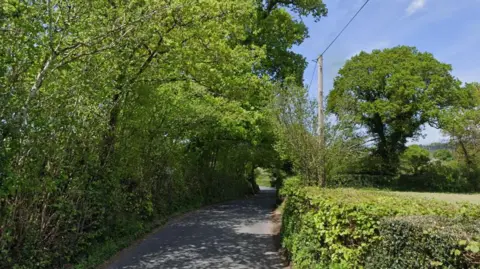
[280,178,480,268]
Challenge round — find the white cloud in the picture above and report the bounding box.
[406,0,426,16]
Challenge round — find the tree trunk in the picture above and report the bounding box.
[100,92,121,167]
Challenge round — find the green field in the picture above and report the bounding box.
[392,191,480,204]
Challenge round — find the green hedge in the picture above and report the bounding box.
[396,162,473,193]
[280,180,480,268]
[328,174,396,188]
[365,216,480,268]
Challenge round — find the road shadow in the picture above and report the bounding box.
[106,187,285,269]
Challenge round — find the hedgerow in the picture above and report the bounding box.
[328,174,396,188]
[280,178,480,268]
[365,216,480,268]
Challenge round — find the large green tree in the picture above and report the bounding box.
[0,0,275,267]
[252,0,327,85]
[439,82,480,187]
[0,0,331,266]
[327,46,463,172]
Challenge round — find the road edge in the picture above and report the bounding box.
[97,193,259,269]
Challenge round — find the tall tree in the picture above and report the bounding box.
[252,0,327,85]
[439,82,480,187]
[327,46,463,172]
[0,0,277,267]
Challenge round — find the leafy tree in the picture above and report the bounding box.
[273,83,366,186]
[274,83,322,185]
[400,145,431,174]
[252,0,327,85]
[327,46,463,172]
[433,149,454,161]
[0,0,290,267]
[439,82,480,188]
[0,0,332,267]
[440,83,480,164]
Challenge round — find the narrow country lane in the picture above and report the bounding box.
[105,187,285,269]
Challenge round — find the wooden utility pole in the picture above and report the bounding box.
[318,55,326,186]
[318,55,325,144]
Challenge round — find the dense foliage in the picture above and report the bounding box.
[440,82,480,189]
[0,0,328,267]
[273,84,323,185]
[434,149,454,161]
[273,84,366,186]
[365,216,480,268]
[396,142,479,193]
[327,46,464,172]
[400,145,431,174]
[280,179,480,268]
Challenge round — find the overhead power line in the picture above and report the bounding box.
[320,0,371,56]
[306,0,370,91]
[307,62,318,93]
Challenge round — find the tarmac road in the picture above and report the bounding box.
[106,187,285,269]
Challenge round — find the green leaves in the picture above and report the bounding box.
[466,241,480,253]
[328,46,463,172]
[0,0,296,267]
[281,185,480,268]
[252,0,327,85]
[400,145,431,175]
[438,82,480,185]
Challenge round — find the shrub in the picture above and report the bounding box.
[279,176,302,197]
[329,174,396,188]
[396,161,472,193]
[365,216,480,268]
[434,149,454,161]
[400,145,431,174]
[280,186,480,268]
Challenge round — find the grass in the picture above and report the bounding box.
[392,191,480,204]
[255,167,273,187]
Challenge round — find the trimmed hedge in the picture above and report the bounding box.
[365,216,480,268]
[280,178,480,268]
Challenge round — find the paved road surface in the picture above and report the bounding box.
[106,187,285,269]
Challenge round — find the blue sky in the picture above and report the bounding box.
[293,0,480,144]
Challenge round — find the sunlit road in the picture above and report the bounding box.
[106,187,285,269]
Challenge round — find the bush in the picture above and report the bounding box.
[280,186,480,268]
[329,174,396,188]
[396,161,472,193]
[365,216,480,268]
[400,145,431,174]
[434,149,454,161]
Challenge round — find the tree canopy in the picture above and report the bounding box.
[439,82,480,187]
[400,145,431,174]
[433,149,454,162]
[327,46,464,171]
[253,0,327,85]
[0,0,328,267]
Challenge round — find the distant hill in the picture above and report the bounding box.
[419,142,452,152]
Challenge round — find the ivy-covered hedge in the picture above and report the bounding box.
[280,179,480,268]
[365,216,480,268]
